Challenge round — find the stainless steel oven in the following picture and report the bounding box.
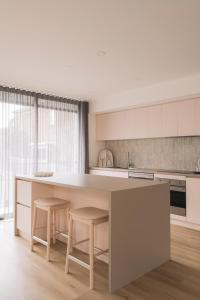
[154,175,186,216]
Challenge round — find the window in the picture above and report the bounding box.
[37,98,79,174]
[0,88,88,219]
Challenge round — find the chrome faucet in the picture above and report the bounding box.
[128,152,130,169]
[127,152,134,169]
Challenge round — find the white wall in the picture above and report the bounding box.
[92,73,200,113]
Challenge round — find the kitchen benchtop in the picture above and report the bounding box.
[16,174,166,192]
[90,167,200,178]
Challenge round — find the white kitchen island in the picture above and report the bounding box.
[14,174,170,293]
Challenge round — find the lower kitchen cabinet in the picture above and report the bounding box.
[90,169,200,230]
[17,203,31,238]
[186,178,200,225]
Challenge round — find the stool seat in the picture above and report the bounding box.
[70,207,108,221]
[35,197,69,209]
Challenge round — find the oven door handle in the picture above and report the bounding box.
[170,186,186,192]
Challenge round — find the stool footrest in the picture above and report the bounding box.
[68,254,90,270]
[72,238,89,246]
[59,232,69,239]
[33,236,48,246]
[55,231,69,239]
[94,247,109,257]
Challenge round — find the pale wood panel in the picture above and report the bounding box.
[178,99,196,136]
[194,98,200,135]
[96,113,110,140]
[96,111,127,141]
[17,204,31,238]
[17,180,32,207]
[131,107,147,139]
[186,178,200,225]
[142,105,163,138]
[162,101,179,137]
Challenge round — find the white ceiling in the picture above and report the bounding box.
[0,0,200,101]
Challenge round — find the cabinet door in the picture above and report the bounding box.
[194,98,200,135]
[132,108,147,139]
[96,113,108,140]
[17,204,31,237]
[143,105,163,138]
[162,102,179,137]
[17,180,32,207]
[178,99,196,136]
[186,178,200,225]
[96,111,129,140]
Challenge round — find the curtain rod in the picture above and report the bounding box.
[0,85,86,105]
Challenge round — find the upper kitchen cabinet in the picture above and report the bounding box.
[194,98,200,135]
[162,101,179,137]
[177,99,196,136]
[162,99,200,137]
[95,98,200,141]
[96,110,130,140]
[96,105,163,140]
[130,107,147,139]
[142,105,163,138]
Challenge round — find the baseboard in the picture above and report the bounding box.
[171,219,200,231]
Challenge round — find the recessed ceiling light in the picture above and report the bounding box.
[96,50,107,56]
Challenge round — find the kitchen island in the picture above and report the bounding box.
[14,174,170,293]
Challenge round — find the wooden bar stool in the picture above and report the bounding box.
[31,197,70,261]
[65,207,109,289]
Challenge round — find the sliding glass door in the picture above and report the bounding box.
[0,88,88,219]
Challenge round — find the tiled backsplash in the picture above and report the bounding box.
[105,137,200,171]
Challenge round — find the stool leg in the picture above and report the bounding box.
[89,222,94,289]
[66,208,73,252]
[65,215,73,273]
[47,208,51,262]
[31,204,37,251]
[52,209,56,244]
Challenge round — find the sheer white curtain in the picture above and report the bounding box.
[37,98,79,174]
[0,91,35,218]
[0,89,87,219]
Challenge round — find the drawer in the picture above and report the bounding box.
[17,204,31,237]
[17,180,32,207]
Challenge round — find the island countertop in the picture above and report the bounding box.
[16,173,166,192]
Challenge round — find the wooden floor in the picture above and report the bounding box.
[1,221,200,300]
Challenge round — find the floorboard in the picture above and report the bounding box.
[1,220,200,300]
